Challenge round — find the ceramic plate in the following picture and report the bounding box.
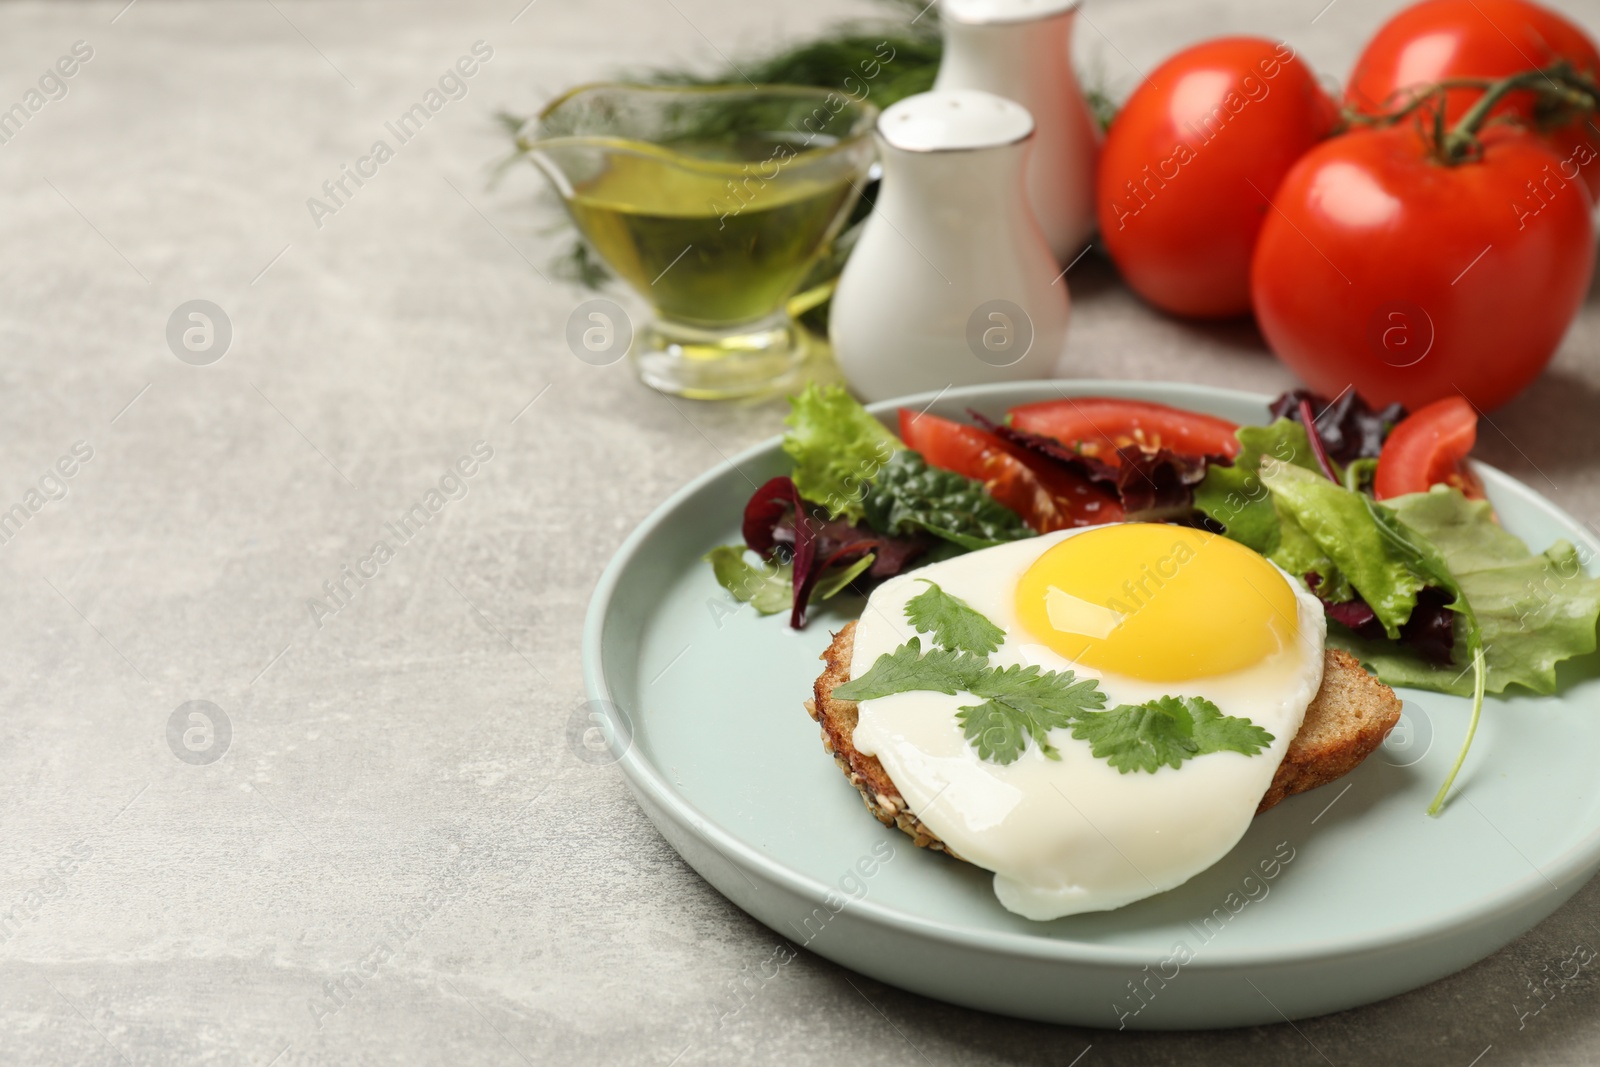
[581,381,1600,1029]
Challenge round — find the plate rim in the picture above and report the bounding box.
[582,378,1600,970]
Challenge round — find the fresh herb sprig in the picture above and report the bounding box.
[837,584,1273,772]
[904,580,1003,655]
[1070,696,1275,774]
[834,635,1107,764]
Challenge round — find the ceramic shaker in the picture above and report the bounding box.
[934,0,1101,262]
[829,89,1070,403]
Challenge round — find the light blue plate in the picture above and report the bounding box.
[581,381,1600,1029]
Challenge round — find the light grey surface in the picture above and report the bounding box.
[1,0,1598,1064]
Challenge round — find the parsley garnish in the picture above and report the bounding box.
[836,594,1274,771]
[1069,696,1275,774]
[904,580,1004,655]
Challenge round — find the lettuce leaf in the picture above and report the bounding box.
[703,545,875,617]
[1194,419,1319,554]
[1260,459,1429,638]
[782,384,904,523]
[1327,487,1600,696]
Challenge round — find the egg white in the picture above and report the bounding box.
[848,525,1327,921]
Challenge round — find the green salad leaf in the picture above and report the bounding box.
[1069,695,1275,774]
[1326,487,1600,697]
[904,580,1004,655]
[703,545,793,615]
[1193,418,1318,555]
[862,450,1032,549]
[702,545,874,616]
[1260,459,1430,638]
[1194,419,1354,600]
[782,383,904,523]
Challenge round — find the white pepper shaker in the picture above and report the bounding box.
[934,0,1102,262]
[829,89,1070,403]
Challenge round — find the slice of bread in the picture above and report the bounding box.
[805,621,1403,859]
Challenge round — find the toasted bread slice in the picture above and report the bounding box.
[805,621,1402,857]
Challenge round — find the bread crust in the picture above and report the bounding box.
[807,621,1403,856]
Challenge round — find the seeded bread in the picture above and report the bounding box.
[805,621,1403,857]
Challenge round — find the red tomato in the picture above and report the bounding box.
[1097,37,1339,318]
[1347,0,1600,197]
[1251,123,1594,412]
[1374,396,1484,499]
[897,410,1123,531]
[1007,398,1242,462]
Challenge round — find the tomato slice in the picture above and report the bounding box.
[897,410,1123,532]
[1373,396,1483,500]
[1007,398,1242,463]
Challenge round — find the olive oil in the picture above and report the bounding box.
[565,146,856,328]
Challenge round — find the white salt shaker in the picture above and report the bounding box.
[934,0,1102,262]
[829,89,1070,403]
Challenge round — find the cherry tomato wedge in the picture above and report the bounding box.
[1373,396,1483,500]
[1006,398,1242,463]
[897,410,1123,531]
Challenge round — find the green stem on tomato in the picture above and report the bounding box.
[1340,79,1492,131]
[1427,637,1486,817]
[1439,60,1600,163]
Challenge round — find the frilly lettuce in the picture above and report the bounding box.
[1327,487,1600,697]
[782,384,903,523]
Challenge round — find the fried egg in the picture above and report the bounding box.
[848,522,1326,920]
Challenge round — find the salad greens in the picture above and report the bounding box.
[1193,417,1319,556]
[1260,459,1430,638]
[862,450,1033,550]
[1195,417,1598,814]
[1328,488,1600,697]
[706,384,1600,811]
[702,545,874,617]
[782,383,904,523]
[708,385,1033,623]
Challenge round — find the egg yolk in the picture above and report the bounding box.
[1015,524,1298,681]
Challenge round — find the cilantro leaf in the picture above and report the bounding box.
[831,637,988,702]
[862,450,1033,549]
[956,700,1042,762]
[966,662,1108,721]
[1070,696,1274,774]
[831,637,1106,764]
[957,663,1109,763]
[905,580,1005,654]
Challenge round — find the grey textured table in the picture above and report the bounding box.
[3,0,1600,1064]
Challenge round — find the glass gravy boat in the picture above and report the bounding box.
[521,84,878,399]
